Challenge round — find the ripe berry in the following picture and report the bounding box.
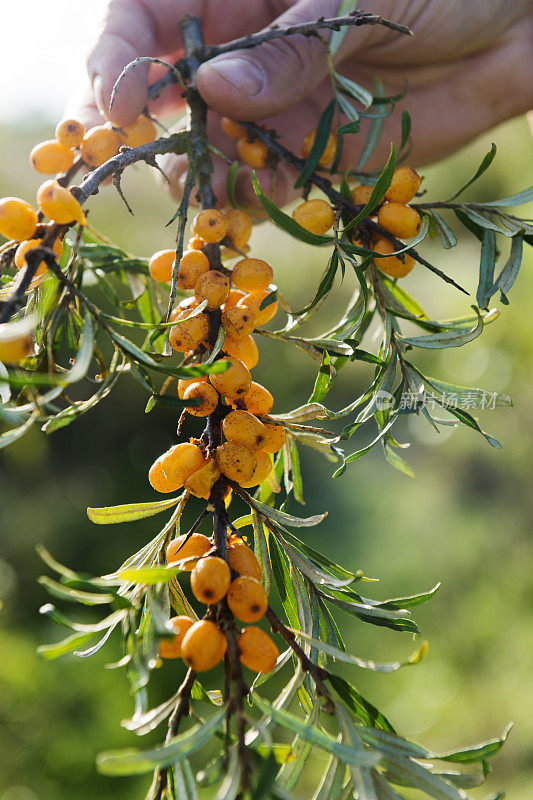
[30,140,74,174]
[237,137,268,169]
[221,306,256,339]
[221,117,247,140]
[227,543,262,581]
[385,166,421,204]
[216,441,256,484]
[55,119,85,148]
[177,249,209,290]
[183,381,219,417]
[242,382,273,415]
[301,129,337,166]
[223,410,266,452]
[223,335,259,369]
[0,197,38,241]
[261,421,287,453]
[79,125,121,167]
[148,249,174,283]
[119,115,156,147]
[149,455,181,493]
[160,442,206,487]
[240,450,273,488]
[159,616,194,659]
[184,459,221,499]
[195,270,230,309]
[181,620,227,671]
[231,258,273,293]
[350,184,374,206]
[228,576,268,623]
[377,203,421,239]
[169,312,209,352]
[177,375,206,399]
[191,209,228,243]
[188,234,205,251]
[237,290,277,327]
[223,289,247,309]
[237,626,279,673]
[373,237,415,278]
[209,357,251,400]
[166,533,212,570]
[225,209,252,250]
[292,199,334,235]
[37,181,86,225]
[170,296,198,321]
[15,237,63,277]
[0,327,32,364]
[190,556,231,604]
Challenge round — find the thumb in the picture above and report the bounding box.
[196,0,344,121]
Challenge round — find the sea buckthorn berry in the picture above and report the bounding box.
[237,627,279,673]
[228,577,268,623]
[243,382,274,415]
[221,117,247,140]
[183,381,219,417]
[221,306,256,339]
[170,297,199,321]
[37,181,86,225]
[188,234,205,251]
[79,125,121,167]
[148,249,174,283]
[385,166,421,204]
[0,197,38,241]
[372,237,414,279]
[166,533,212,570]
[55,119,85,148]
[232,258,273,293]
[190,556,231,604]
[377,203,421,239]
[161,442,206,487]
[149,455,181,493]
[223,335,259,369]
[195,270,230,309]
[223,410,266,452]
[240,450,273,488]
[237,290,278,327]
[0,327,32,364]
[350,184,374,206]
[177,249,209,289]
[191,209,228,244]
[223,289,247,309]
[227,543,262,581]
[225,209,252,250]
[261,422,287,453]
[178,375,206,399]
[158,616,194,659]
[292,199,335,235]
[30,140,74,174]
[181,620,227,671]
[216,441,256,484]
[15,237,63,277]
[237,137,268,170]
[302,129,337,166]
[169,312,209,352]
[209,357,251,400]
[184,459,221,499]
[119,115,157,147]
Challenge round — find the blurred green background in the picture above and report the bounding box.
[0,112,532,800]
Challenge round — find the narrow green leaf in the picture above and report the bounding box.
[400,110,411,151]
[476,230,497,309]
[431,211,457,249]
[295,100,335,189]
[435,725,512,764]
[309,351,333,402]
[226,160,239,208]
[492,235,523,303]
[251,496,327,528]
[37,630,95,660]
[87,496,181,524]
[343,144,396,235]
[448,143,497,200]
[329,674,395,732]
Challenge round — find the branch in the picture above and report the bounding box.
[154,667,196,800]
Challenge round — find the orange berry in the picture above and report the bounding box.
[243,382,273,415]
[301,129,337,166]
[237,627,279,673]
[15,237,63,278]
[385,166,421,204]
[350,184,374,206]
[183,381,219,417]
[231,258,273,293]
[237,290,278,327]
[195,270,230,309]
[221,306,256,339]
[166,533,212,570]
[223,335,259,370]
[260,422,287,453]
[377,202,421,239]
[37,181,86,225]
[178,375,207,399]
[191,209,228,244]
[148,249,174,283]
[161,442,206,487]
[119,115,157,147]
[159,616,194,659]
[228,576,267,623]
[222,410,266,452]
[292,199,334,235]
[221,117,247,140]
[0,325,32,364]
[177,249,210,290]
[223,289,247,309]
[0,197,37,241]
[216,441,256,484]
[237,137,268,169]
[240,450,273,488]
[181,620,227,671]
[170,297,198,322]
[29,140,74,174]
[79,125,121,167]
[209,357,251,400]
[190,556,231,604]
[149,455,181,493]
[188,234,205,251]
[169,312,209,352]
[184,459,221,499]
[227,543,262,581]
[225,209,252,250]
[55,119,85,148]
[372,237,414,279]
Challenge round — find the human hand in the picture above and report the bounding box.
[69,0,533,207]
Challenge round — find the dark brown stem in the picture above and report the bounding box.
[154,668,196,800]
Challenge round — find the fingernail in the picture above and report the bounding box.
[210,57,265,97]
[92,75,107,117]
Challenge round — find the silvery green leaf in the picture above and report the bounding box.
[431,211,457,249]
[336,73,373,108]
[492,235,523,302]
[329,0,360,55]
[122,690,179,735]
[460,208,514,237]
[251,497,327,528]
[448,143,497,200]
[476,230,497,309]
[397,308,484,349]
[480,185,533,207]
